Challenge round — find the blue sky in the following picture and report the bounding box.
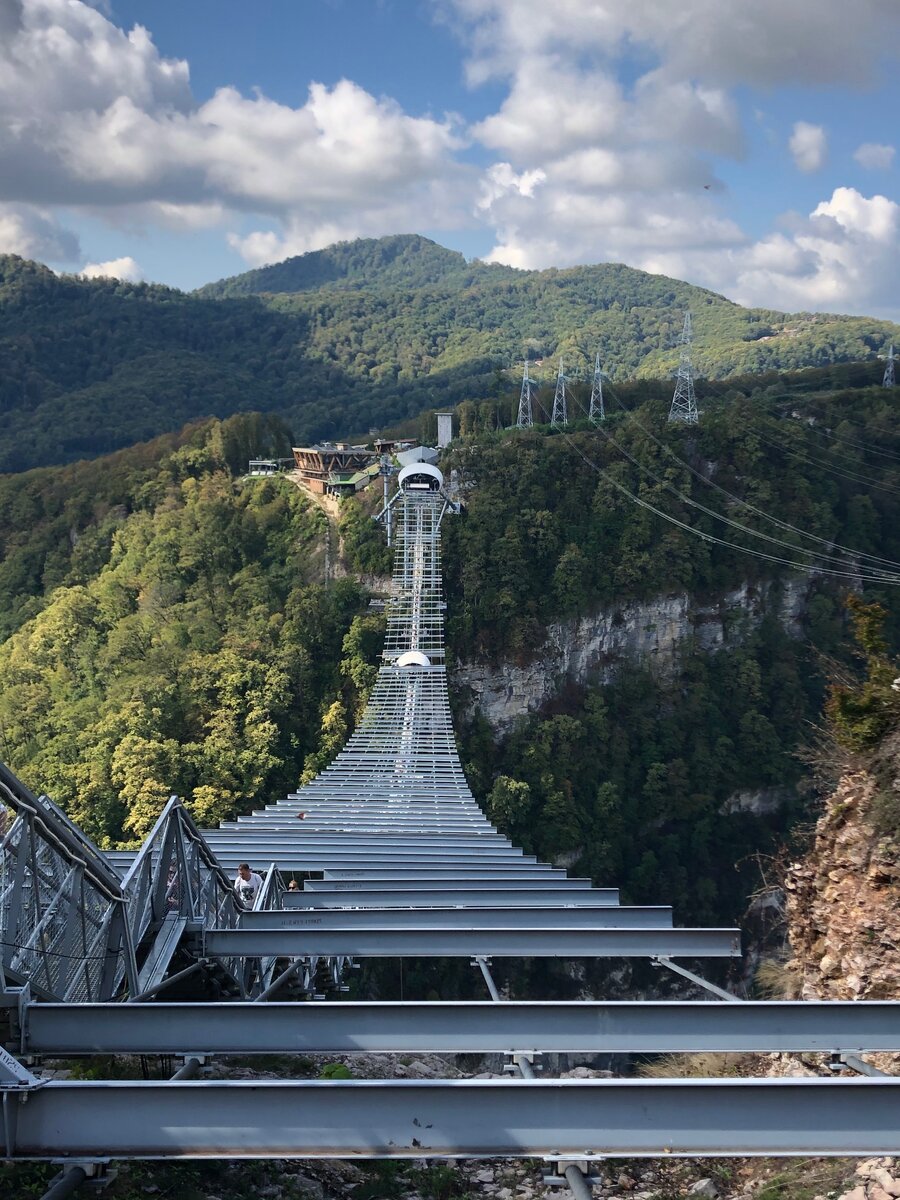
[1,0,899,317]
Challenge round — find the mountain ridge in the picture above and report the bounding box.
[0,235,897,474]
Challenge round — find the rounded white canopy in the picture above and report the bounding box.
[395,650,432,667]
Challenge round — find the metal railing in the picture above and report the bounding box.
[0,765,136,1003]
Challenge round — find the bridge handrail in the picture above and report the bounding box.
[119,796,243,997]
[0,766,137,1001]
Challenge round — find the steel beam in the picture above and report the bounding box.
[108,856,543,874]
[6,1078,900,1158]
[203,927,740,958]
[214,834,512,849]
[283,887,619,908]
[24,999,899,1057]
[321,869,565,880]
[201,842,527,858]
[240,906,673,930]
[302,878,594,892]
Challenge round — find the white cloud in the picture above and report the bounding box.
[0,0,468,265]
[477,154,745,271]
[448,0,900,89]
[3,0,899,321]
[789,122,827,172]
[473,64,624,160]
[444,0,900,317]
[80,255,143,281]
[854,142,896,170]
[0,201,80,260]
[716,188,899,314]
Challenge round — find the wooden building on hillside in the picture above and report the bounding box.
[292,443,378,494]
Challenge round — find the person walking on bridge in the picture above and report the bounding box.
[234,862,263,906]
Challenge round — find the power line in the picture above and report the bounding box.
[560,391,900,585]
[798,419,900,466]
[591,381,900,574]
[555,429,900,584]
[752,425,900,498]
[690,372,900,497]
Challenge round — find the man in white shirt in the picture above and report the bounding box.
[234,862,263,907]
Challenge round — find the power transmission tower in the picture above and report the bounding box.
[551,358,568,428]
[589,350,605,424]
[884,343,896,388]
[668,311,699,425]
[516,359,534,428]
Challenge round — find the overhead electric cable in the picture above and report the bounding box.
[551,426,900,584]
[681,371,900,496]
[798,420,900,466]
[561,392,900,583]
[589,381,900,574]
[751,426,900,497]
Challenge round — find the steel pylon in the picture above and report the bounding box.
[884,343,896,388]
[589,351,605,424]
[668,312,699,425]
[516,360,535,428]
[551,358,568,428]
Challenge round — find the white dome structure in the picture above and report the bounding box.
[395,650,432,667]
[398,462,443,493]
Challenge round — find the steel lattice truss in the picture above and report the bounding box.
[2,465,900,1169]
[0,766,135,1004]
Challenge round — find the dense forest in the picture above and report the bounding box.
[0,364,898,931]
[0,414,378,844]
[0,234,897,472]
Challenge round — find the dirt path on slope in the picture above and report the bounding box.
[286,469,347,581]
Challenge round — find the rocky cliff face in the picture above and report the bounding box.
[456,577,807,732]
[785,771,900,1001]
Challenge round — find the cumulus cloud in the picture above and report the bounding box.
[444,0,900,316]
[4,0,900,319]
[473,64,625,160]
[695,188,899,316]
[788,121,827,172]
[854,142,896,170]
[0,0,467,265]
[0,201,80,260]
[80,255,143,281]
[449,0,900,89]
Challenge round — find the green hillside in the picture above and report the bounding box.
[195,232,471,297]
[0,236,896,474]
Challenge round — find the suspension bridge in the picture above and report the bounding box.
[1,459,899,1193]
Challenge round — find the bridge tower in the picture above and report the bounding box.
[884,343,896,388]
[551,358,568,428]
[516,360,535,428]
[589,350,605,424]
[668,312,699,425]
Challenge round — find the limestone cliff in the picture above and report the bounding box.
[455,577,807,732]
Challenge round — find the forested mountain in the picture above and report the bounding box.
[1,369,897,930]
[0,236,897,473]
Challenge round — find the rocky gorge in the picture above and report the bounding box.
[454,578,808,733]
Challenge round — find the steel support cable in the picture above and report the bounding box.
[549,427,900,585]
[593,382,900,574]
[562,391,900,583]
